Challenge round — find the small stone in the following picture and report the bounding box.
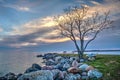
[79,64,89,71]
[63,62,71,71]
[85,66,94,71]
[64,73,81,80]
[72,60,79,67]
[88,70,103,78]
[68,67,81,74]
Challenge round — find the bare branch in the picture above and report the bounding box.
[54,6,113,59]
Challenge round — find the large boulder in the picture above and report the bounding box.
[25,67,39,73]
[18,70,62,80]
[25,63,41,73]
[18,70,54,80]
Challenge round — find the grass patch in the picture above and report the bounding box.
[59,54,120,80]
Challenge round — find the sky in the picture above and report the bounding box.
[0,0,120,53]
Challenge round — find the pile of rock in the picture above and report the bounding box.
[17,53,102,80]
[1,53,102,80]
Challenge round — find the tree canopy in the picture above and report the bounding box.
[54,6,113,59]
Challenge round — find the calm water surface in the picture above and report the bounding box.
[0,52,43,76]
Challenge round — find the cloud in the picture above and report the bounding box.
[0,27,3,32]
[89,0,120,17]
[1,0,120,49]
[104,0,120,3]
[2,16,62,47]
[77,0,120,20]
[10,42,37,48]
[0,0,37,12]
[11,16,57,35]
[9,0,120,45]
[34,37,70,43]
[3,4,30,12]
[90,1,101,5]
[17,6,30,11]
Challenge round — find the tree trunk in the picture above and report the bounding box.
[81,39,84,58]
[73,41,79,59]
[73,40,83,60]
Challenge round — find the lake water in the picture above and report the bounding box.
[0,52,44,76]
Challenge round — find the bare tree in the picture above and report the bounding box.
[54,6,113,59]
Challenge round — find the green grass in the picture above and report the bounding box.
[86,55,120,80]
[59,54,120,80]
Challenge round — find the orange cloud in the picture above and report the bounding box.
[11,16,56,35]
[35,37,70,43]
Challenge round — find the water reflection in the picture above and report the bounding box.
[0,52,43,76]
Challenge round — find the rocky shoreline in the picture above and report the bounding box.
[0,53,102,80]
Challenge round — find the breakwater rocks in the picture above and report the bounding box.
[1,53,102,80]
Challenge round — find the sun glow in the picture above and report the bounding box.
[35,37,70,43]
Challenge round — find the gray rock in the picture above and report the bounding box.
[32,63,41,70]
[54,63,64,71]
[79,64,89,71]
[18,70,54,80]
[25,64,41,73]
[51,69,61,79]
[36,54,43,57]
[72,60,79,67]
[42,66,54,70]
[81,72,87,76]
[45,59,56,66]
[55,56,62,62]
[81,76,88,79]
[63,62,71,71]
[81,71,88,79]
[5,72,16,80]
[86,53,96,61]
[69,57,76,62]
[0,77,7,80]
[59,58,66,64]
[80,58,85,62]
[25,67,39,73]
[17,73,23,79]
[88,69,103,78]
[64,73,81,80]
[43,53,58,60]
